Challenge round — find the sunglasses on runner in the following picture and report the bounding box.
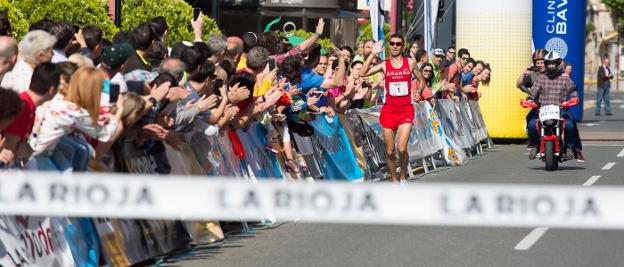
[389,42,403,47]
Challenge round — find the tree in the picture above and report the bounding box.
[357,22,391,45]
[602,0,624,35]
[280,29,336,52]
[357,22,391,55]
[0,0,29,40]
[12,0,119,39]
[122,0,220,46]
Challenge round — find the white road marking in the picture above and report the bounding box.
[583,176,601,186]
[618,148,624,157]
[584,144,624,147]
[515,173,605,250]
[602,162,616,170]
[514,227,550,251]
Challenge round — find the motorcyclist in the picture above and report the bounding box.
[524,51,581,160]
[517,49,546,151]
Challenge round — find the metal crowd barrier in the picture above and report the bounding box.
[0,100,491,267]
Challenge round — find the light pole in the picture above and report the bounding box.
[109,0,121,27]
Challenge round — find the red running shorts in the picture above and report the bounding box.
[379,104,414,129]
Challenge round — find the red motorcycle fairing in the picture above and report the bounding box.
[540,135,560,155]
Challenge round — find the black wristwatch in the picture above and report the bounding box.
[148,96,158,106]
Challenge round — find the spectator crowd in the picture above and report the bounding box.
[0,11,492,177]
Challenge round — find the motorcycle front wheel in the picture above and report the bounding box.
[544,140,557,171]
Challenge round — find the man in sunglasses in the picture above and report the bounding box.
[441,46,456,69]
[445,48,471,99]
[359,33,424,184]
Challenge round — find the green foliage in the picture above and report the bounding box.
[356,22,391,45]
[0,0,29,40]
[602,0,624,35]
[357,22,391,55]
[281,29,336,51]
[586,21,595,38]
[122,0,220,46]
[602,0,624,16]
[11,0,118,39]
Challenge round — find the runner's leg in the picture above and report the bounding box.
[396,123,412,181]
[383,127,398,183]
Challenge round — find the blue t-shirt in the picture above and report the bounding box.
[297,67,325,94]
[461,71,474,87]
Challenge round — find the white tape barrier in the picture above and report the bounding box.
[0,171,620,229]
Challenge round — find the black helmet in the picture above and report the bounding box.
[532,48,547,62]
[544,51,563,78]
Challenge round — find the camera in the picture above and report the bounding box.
[527,66,540,72]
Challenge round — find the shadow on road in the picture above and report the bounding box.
[528,166,586,171]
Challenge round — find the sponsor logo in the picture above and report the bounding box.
[544,0,569,58]
[545,37,568,59]
[545,0,568,35]
[0,180,154,208]
[441,193,599,218]
[218,187,378,214]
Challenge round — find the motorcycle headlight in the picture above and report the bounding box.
[543,119,557,126]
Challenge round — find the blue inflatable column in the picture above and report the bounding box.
[533,0,586,121]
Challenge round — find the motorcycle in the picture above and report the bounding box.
[521,98,578,171]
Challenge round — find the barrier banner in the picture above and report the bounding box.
[455,100,479,147]
[290,131,326,179]
[115,139,157,174]
[408,102,444,160]
[63,218,100,267]
[166,136,225,246]
[215,132,244,178]
[166,143,204,176]
[95,218,158,266]
[353,107,388,170]
[434,101,460,148]
[425,102,468,166]
[436,100,472,149]
[338,114,368,174]
[308,115,365,181]
[476,102,489,140]
[462,101,481,142]
[421,101,446,152]
[467,100,490,142]
[344,109,378,177]
[237,122,283,179]
[407,104,427,160]
[355,103,467,166]
[109,139,190,265]
[0,215,75,267]
[183,221,224,245]
[205,135,227,176]
[345,110,366,148]
[2,172,623,230]
[138,220,189,255]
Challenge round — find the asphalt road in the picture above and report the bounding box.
[170,92,624,267]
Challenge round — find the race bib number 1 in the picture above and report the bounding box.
[389,81,409,97]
